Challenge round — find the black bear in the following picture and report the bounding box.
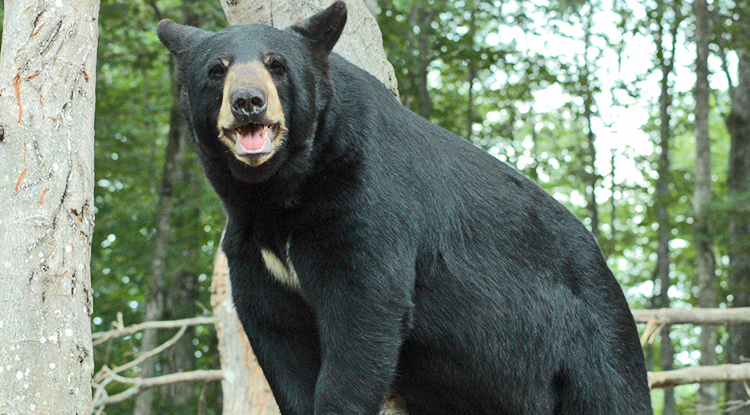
[157,2,652,414]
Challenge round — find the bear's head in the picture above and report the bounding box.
[157,1,347,184]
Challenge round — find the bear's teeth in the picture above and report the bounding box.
[232,124,274,139]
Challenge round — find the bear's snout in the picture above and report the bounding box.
[215,60,286,167]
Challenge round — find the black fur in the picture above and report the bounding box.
[158,3,652,414]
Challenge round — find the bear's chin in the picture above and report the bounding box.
[227,155,281,184]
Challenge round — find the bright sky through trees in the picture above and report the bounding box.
[433,0,739,195]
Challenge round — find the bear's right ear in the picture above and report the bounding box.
[157,20,210,56]
[291,1,347,57]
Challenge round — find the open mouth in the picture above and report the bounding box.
[225,122,279,156]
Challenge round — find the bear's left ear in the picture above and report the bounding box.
[157,19,211,57]
[291,1,347,56]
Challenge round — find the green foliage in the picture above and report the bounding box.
[379,0,556,145]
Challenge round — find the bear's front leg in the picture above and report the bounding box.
[294,242,415,415]
[226,246,322,415]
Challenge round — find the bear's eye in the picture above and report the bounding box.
[266,57,286,76]
[208,63,227,79]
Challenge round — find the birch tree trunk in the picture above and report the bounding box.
[0,0,99,412]
[213,1,403,413]
[692,0,719,413]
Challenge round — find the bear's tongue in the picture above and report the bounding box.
[236,124,273,155]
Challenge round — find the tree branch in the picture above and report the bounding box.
[93,370,224,407]
[92,318,220,411]
[632,308,750,325]
[649,363,750,389]
[92,316,214,345]
[108,325,188,376]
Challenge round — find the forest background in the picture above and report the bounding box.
[1,0,748,413]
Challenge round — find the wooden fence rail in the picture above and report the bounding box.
[91,308,750,395]
[632,307,750,325]
[649,363,750,389]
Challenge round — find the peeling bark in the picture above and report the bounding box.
[0,0,100,412]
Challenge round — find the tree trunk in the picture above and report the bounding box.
[211,248,280,414]
[159,150,204,406]
[402,4,434,119]
[215,1,404,413]
[465,6,477,142]
[692,0,719,413]
[727,52,750,414]
[0,0,99,412]
[608,147,616,255]
[414,7,434,120]
[135,3,204,412]
[581,4,600,240]
[466,64,476,142]
[133,60,188,415]
[656,66,676,415]
[655,47,676,415]
[652,2,680,411]
[162,271,200,405]
[529,113,540,183]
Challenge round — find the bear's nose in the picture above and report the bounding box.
[231,87,267,118]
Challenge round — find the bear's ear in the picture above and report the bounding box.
[291,1,347,56]
[157,19,210,56]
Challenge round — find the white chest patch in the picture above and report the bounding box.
[260,240,301,293]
